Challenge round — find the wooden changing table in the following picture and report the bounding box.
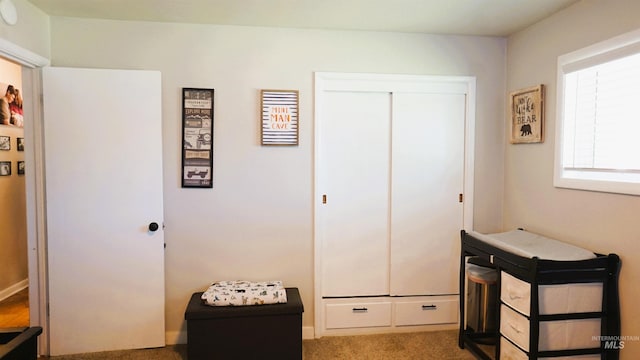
[458,229,621,359]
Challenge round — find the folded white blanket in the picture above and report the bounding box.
[201,280,288,306]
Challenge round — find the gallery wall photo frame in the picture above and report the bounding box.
[17,160,24,175]
[0,161,10,176]
[0,135,9,150]
[181,88,214,188]
[510,84,544,144]
[260,89,299,146]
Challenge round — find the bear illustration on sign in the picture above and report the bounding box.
[520,124,532,136]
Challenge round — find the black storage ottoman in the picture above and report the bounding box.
[185,287,304,360]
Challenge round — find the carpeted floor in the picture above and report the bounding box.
[42,330,482,359]
[302,330,479,359]
[42,345,187,360]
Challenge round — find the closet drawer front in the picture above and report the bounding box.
[395,298,458,326]
[325,302,392,329]
[500,305,530,351]
[500,336,528,360]
[501,271,531,316]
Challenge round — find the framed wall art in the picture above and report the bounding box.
[0,135,9,150]
[261,89,299,145]
[0,161,10,176]
[181,88,214,188]
[17,137,24,151]
[17,160,24,175]
[510,84,544,144]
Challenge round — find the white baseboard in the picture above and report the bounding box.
[0,278,28,302]
[167,326,315,345]
[302,326,314,340]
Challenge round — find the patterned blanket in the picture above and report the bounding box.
[201,280,288,306]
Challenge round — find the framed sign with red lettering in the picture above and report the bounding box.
[261,89,299,145]
[182,88,214,188]
[510,84,544,144]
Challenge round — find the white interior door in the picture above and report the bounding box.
[389,92,465,296]
[43,67,165,355]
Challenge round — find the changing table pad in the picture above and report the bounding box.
[201,280,288,306]
[468,230,596,261]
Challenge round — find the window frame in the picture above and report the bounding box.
[554,28,640,196]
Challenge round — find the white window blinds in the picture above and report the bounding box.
[562,52,640,172]
[555,29,640,195]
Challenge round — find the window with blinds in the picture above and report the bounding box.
[555,29,640,195]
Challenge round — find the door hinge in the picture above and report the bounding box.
[322,194,327,204]
[459,193,463,203]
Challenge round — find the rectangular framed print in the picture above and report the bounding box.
[0,135,9,150]
[261,89,299,145]
[182,88,214,188]
[510,84,544,144]
[0,161,10,176]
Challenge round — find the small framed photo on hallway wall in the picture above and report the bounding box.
[0,161,10,176]
[0,135,9,150]
[510,84,544,144]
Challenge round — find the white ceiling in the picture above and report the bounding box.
[26,0,579,37]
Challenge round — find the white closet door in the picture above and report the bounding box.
[389,92,465,296]
[319,91,391,297]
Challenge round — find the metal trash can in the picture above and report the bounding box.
[466,259,497,334]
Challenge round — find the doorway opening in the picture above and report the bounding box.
[0,56,29,327]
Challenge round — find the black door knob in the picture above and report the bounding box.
[148,222,159,232]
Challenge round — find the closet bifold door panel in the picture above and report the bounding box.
[389,92,465,296]
[319,90,392,297]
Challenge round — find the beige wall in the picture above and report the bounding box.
[0,122,27,294]
[0,59,26,296]
[47,18,506,340]
[505,0,640,358]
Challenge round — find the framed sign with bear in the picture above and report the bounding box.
[510,84,544,144]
